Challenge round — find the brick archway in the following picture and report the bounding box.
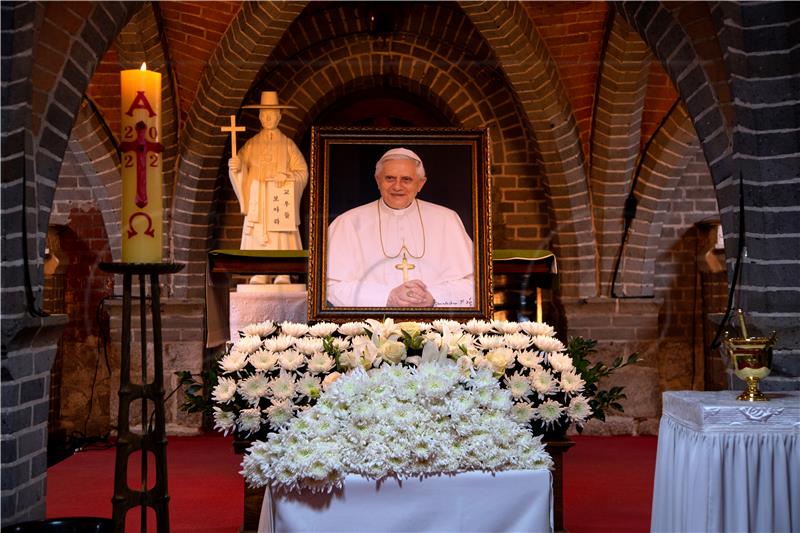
[66,100,124,261]
[170,1,308,298]
[612,2,733,188]
[619,106,698,296]
[2,1,139,319]
[590,15,651,296]
[459,1,598,299]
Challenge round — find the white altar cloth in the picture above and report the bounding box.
[651,390,799,533]
[259,469,553,533]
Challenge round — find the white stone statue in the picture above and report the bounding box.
[228,91,308,251]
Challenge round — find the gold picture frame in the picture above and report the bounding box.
[307,127,493,322]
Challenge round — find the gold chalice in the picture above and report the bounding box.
[723,310,777,402]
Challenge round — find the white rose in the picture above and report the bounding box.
[396,321,422,337]
[378,340,407,364]
[485,347,515,373]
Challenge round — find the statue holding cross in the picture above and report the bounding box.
[223,92,308,251]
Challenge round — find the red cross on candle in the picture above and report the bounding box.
[119,121,164,208]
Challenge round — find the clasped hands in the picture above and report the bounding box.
[386,279,434,307]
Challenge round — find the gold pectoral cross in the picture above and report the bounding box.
[395,252,415,282]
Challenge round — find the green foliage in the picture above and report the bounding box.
[565,337,640,432]
[175,368,218,416]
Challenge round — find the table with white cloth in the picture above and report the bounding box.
[651,390,799,533]
[259,469,553,533]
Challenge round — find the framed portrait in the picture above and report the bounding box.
[307,127,493,322]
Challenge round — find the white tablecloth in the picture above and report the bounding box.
[259,469,553,532]
[651,391,799,533]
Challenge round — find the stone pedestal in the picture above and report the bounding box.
[229,284,307,340]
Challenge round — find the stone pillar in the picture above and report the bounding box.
[105,298,205,434]
[560,297,663,435]
[1,315,68,524]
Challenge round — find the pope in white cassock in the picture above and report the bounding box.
[326,148,474,307]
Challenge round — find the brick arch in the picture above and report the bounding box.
[246,32,545,248]
[618,106,698,296]
[171,1,307,298]
[10,1,139,316]
[66,100,124,261]
[590,14,651,295]
[2,1,44,321]
[612,2,733,188]
[115,2,180,262]
[459,1,597,299]
[261,35,534,152]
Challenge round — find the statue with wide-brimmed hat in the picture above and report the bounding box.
[227,91,308,253]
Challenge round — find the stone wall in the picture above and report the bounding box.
[104,298,205,435]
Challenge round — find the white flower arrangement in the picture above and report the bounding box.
[240,362,553,492]
[197,317,596,442]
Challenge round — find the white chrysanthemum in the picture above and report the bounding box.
[307,352,336,374]
[294,337,325,355]
[476,334,505,350]
[567,395,593,422]
[455,355,473,377]
[492,320,521,334]
[520,321,555,338]
[212,407,236,435]
[308,322,339,338]
[219,350,248,374]
[559,370,585,394]
[504,332,532,350]
[547,352,574,373]
[463,318,494,335]
[532,335,565,353]
[277,350,305,372]
[332,337,351,351]
[431,319,462,334]
[510,402,536,424]
[233,334,264,354]
[485,347,515,373]
[242,320,277,338]
[238,373,270,405]
[249,349,279,372]
[297,374,322,400]
[268,373,297,400]
[264,334,296,352]
[338,322,369,336]
[240,362,553,492]
[535,399,564,426]
[504,371,532,399]
[530,368,556,396]
[236,407,263,436]
[266,400,297,429]
[517,349,544,369]
[212,376,237,403]
[280,322,309,337]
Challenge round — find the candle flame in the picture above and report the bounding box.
[140,63,147,71]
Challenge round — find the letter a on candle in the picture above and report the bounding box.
[120,63,163,263]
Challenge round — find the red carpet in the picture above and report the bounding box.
[45,433,657,532]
